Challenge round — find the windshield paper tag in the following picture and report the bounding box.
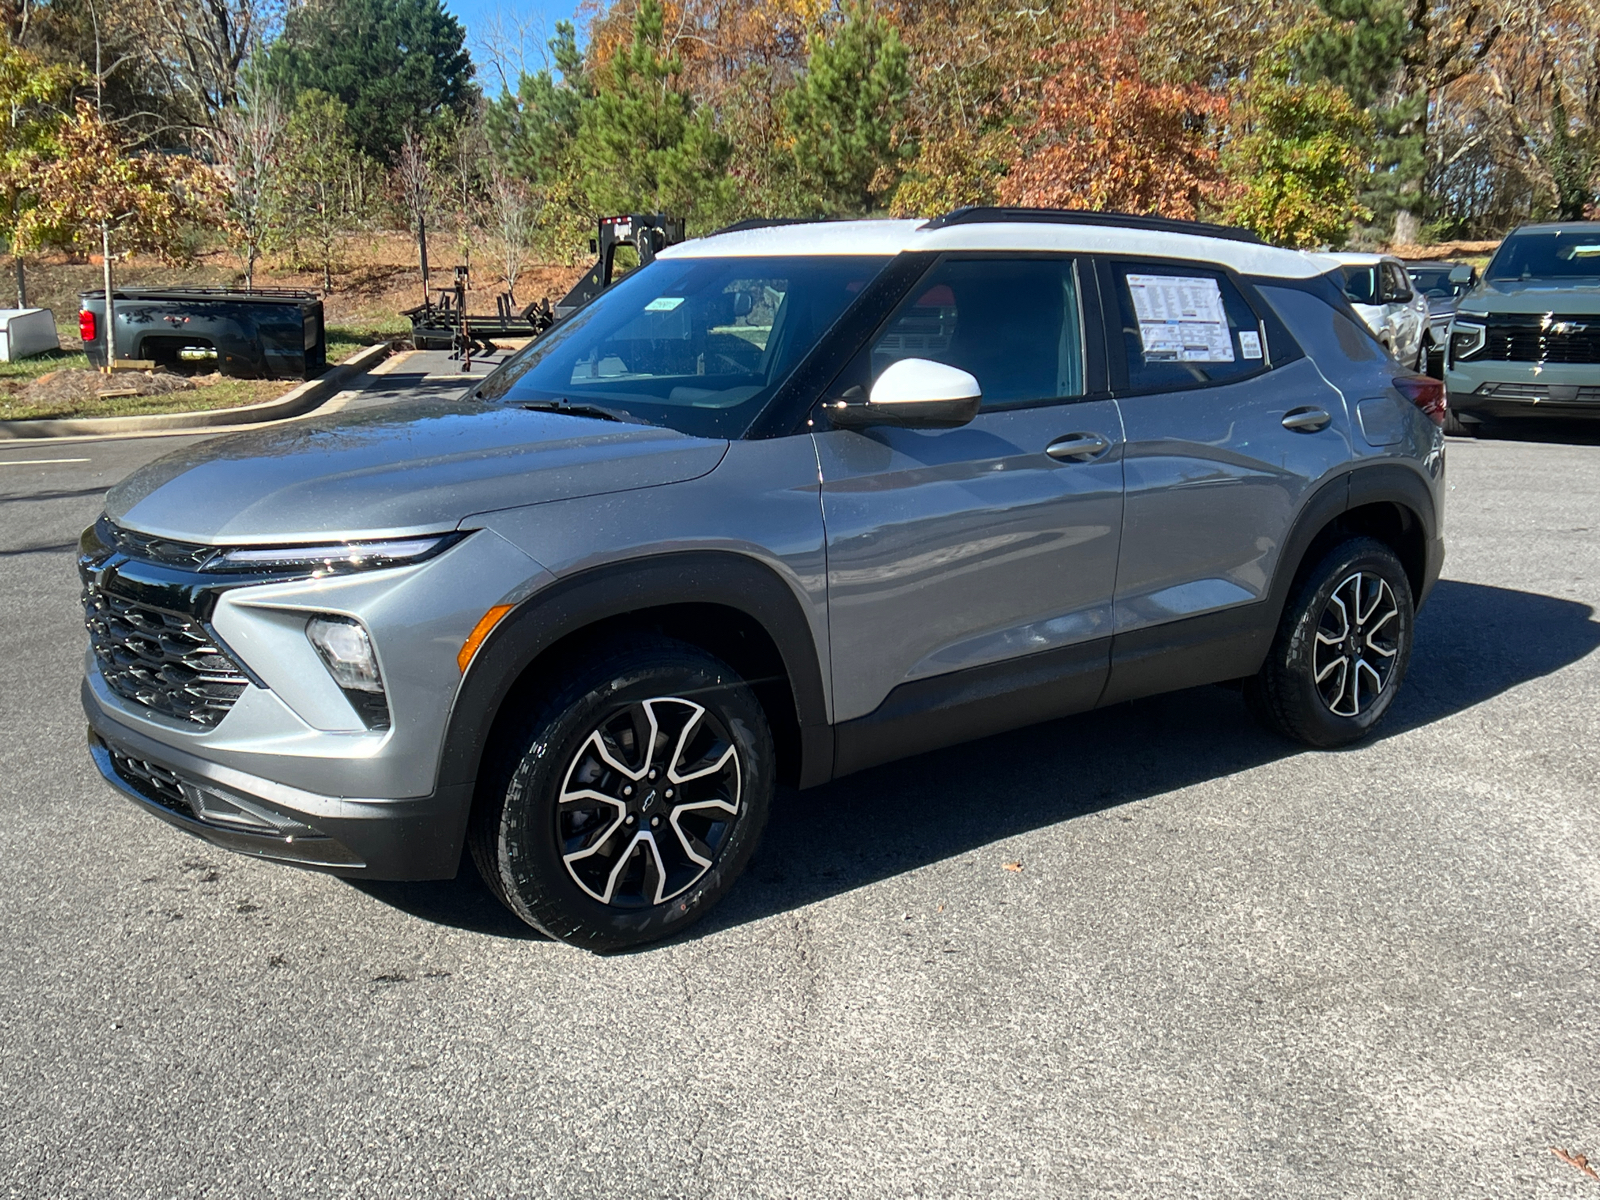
[1238,330,1263,359]
[1127,274,1235,363]
[644,296,685,312]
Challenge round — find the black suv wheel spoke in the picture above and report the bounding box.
[557,697,742,908]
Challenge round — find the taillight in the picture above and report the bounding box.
[1393,373,1447,427]
[78,309,96,342]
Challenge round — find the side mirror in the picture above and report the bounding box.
[826,358,982,430]
[1448,264,1473,284]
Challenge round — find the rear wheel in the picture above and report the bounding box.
[470,637,774,951]
[1246,538,1414,748]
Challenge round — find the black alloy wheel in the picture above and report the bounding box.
[470,636,774,951]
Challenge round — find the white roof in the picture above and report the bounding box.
[1307,251,1397,268]
[660,217,1328,280]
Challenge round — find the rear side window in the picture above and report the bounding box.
[864,256,1085,408]
[1110,263,1269,393]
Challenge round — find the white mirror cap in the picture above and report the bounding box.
[870,358,982,406]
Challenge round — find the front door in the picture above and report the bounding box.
[812,255,1125,768]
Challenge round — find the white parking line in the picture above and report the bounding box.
[0,457,91,466]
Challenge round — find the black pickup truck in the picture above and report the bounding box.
[78,288,327,379]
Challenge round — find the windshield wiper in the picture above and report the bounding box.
[517,398,654,425]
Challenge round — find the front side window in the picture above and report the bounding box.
[1380,262,1413,302]
[1112,263,1268,392]
[846,257,1085,408]
[479,254,890,438]
[1485,230,1600,281]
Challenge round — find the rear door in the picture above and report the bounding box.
[1097,258,1354,702]
[813,254,1124,737]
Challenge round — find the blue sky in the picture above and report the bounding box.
[448,0,586,94]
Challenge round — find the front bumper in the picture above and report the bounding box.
[85,682,472,878]
[1446,360,1600,421]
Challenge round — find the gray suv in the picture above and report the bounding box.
[80,208,1447,950]
[1446,222,1600,429]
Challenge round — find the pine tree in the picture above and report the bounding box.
[485,22,587,191]
[260,0,476,165]
[787,1,911,215]
[577,0,733,222]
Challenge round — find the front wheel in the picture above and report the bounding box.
[470,637,775,951]
[1246,538,1414,748]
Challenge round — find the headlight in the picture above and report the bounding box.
[204,532,463,575]
[305,614,389,730]
[1448,319,1486,364]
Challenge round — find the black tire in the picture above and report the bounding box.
[1443,405,1470,437]
[469,636,774,952]
[1245,537,1414,748]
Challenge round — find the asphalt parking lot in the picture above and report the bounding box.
[2,411,1598,1197]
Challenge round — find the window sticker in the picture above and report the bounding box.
[1238,330,1263,360]
[644,296,685,312]
[1127,274,1235,363]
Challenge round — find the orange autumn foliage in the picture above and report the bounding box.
[997,18,1233,220]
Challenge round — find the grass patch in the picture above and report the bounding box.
[0,346,90,384]
[327,316,410,363]
[0,368,289,422]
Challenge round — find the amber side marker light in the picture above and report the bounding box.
[458,604,513,672]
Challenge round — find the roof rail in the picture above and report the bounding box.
[922,206,1263,245]
[709,217,823,236]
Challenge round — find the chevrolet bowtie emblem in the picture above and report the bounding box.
[1549,321,1589,334]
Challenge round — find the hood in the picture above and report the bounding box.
[1460,277,1600,316]
[107,398,730,543]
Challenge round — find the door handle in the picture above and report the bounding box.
[1281,406,1332,433]
[1045,432,1111,461]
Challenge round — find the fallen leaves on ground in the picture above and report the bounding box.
[1552,1147,1599,1182]
[1002,861,1023,872]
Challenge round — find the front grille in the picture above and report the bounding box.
[83,586,248,727]
[1482,314,1600,364]
[107,746,194,816]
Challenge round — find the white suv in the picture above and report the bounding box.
[1311,252,1430,369]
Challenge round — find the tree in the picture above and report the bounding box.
[17,98,218,369]
[0,35,76,306]
[281,89,359,292]
[1221,63,1373,246]
[577,0,733,223]
[996,19,1231,220]
[141,0,263,134]
[484,165,535,304]
[484,21,587,191]
[261,0,477,165]
[394,124,437,302]
[786,0,912,214]
[216,75,287,289]
[1481,0,1600,221]
[1297,0,1501,241]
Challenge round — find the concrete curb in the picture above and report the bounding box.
[0,340,398,441]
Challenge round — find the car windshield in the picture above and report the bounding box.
[1407,267,1471,299]
[1340,265,1379,304]
[478,254,891,438]
[1485,230,1600,281]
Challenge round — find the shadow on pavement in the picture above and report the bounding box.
[1452,419,1600,447]
[351,580,1599,941]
